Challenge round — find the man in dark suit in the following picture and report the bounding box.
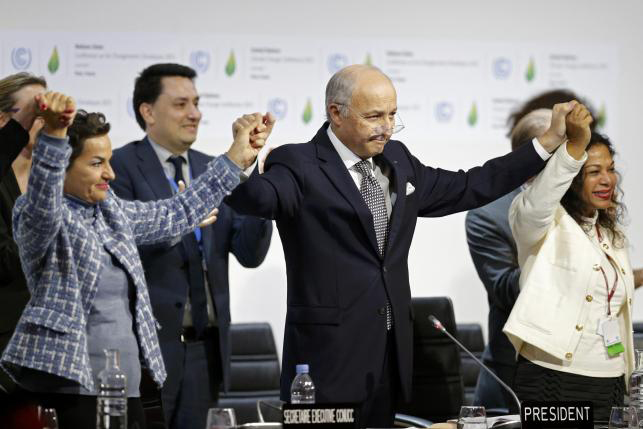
[110,63,272,429]
[226,65,578,427]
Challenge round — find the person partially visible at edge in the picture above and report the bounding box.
[504,105,643,421]
[0,73,45,181]
[0,89,268,428]
[0,74,46,427]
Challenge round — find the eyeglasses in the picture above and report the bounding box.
[335,104,405,134]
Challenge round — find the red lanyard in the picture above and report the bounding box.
[596,225,619,316]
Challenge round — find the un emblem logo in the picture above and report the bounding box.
[268,98,288,120]
[435,102,454,123]
[327,54,349,74]
[190,50,211,74]
[11,47,32,70]
[493,57,512,80]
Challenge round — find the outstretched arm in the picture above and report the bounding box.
[415,101,579,218]
[509,103,593,259]
[13,92,76,263]
[121,114,267,245]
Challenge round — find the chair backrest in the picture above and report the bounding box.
[397,296,464,422]
[456,323,485,405]
[218,322,281,424]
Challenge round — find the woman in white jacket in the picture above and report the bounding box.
[503,103,642,420]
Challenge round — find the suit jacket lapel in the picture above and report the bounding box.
[378,151,406,257]
[188,149,207,178]
[315,125,380,256]
[136,138,174,200]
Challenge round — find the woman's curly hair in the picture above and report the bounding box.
[561,132,626,247]
[66,110,111,169]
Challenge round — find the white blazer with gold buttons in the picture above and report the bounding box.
[503,143,636,380]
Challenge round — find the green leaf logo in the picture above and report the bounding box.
[364,53,373,66]
[48,46,60,74]
[467,102,478,127]
[525,57,535,82]
[225,50,236,77]
[596,103,606,129]
[302,99,313,124]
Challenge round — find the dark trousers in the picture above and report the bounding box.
[360,331,398,428]
[1,389,145,429]
[161,331,222,429]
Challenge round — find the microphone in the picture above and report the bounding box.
[428,315,522,414]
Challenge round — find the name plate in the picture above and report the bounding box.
[521,401,593,429]
[283,403,359,429]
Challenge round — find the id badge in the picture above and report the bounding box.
[598,317,624,356]
[599,318,621,346]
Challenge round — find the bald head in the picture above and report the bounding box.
[325,65,398,159]
[510,108,552,151]
[325,65,394,120]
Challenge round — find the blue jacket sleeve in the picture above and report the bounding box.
[117,156,242,246]
[13,133,69,265]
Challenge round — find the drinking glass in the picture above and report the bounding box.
[609,406,639,429]
[457,405,487,429]
[205,408,237,429]
[38,407,59,429]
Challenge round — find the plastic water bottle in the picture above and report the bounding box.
[96,349,127,429]
[629,350,643,421]
[290,364,315,404]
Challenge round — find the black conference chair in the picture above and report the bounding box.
[218,322,281,424]
[396,296,464,423]
[457,323,485,406]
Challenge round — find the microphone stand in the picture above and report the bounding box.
[428,315,522,414]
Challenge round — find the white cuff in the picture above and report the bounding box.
[241,160,258,182]
[532,137,552,161]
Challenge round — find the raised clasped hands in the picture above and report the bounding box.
[537,100,578,153]
[226,112,276,169]
[37,91,76,138]
[564,102,593,160]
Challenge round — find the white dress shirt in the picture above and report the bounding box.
[327,126,396,218]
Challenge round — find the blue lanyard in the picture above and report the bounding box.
[166,168,202,244]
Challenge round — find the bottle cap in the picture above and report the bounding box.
[295,364,309,374]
